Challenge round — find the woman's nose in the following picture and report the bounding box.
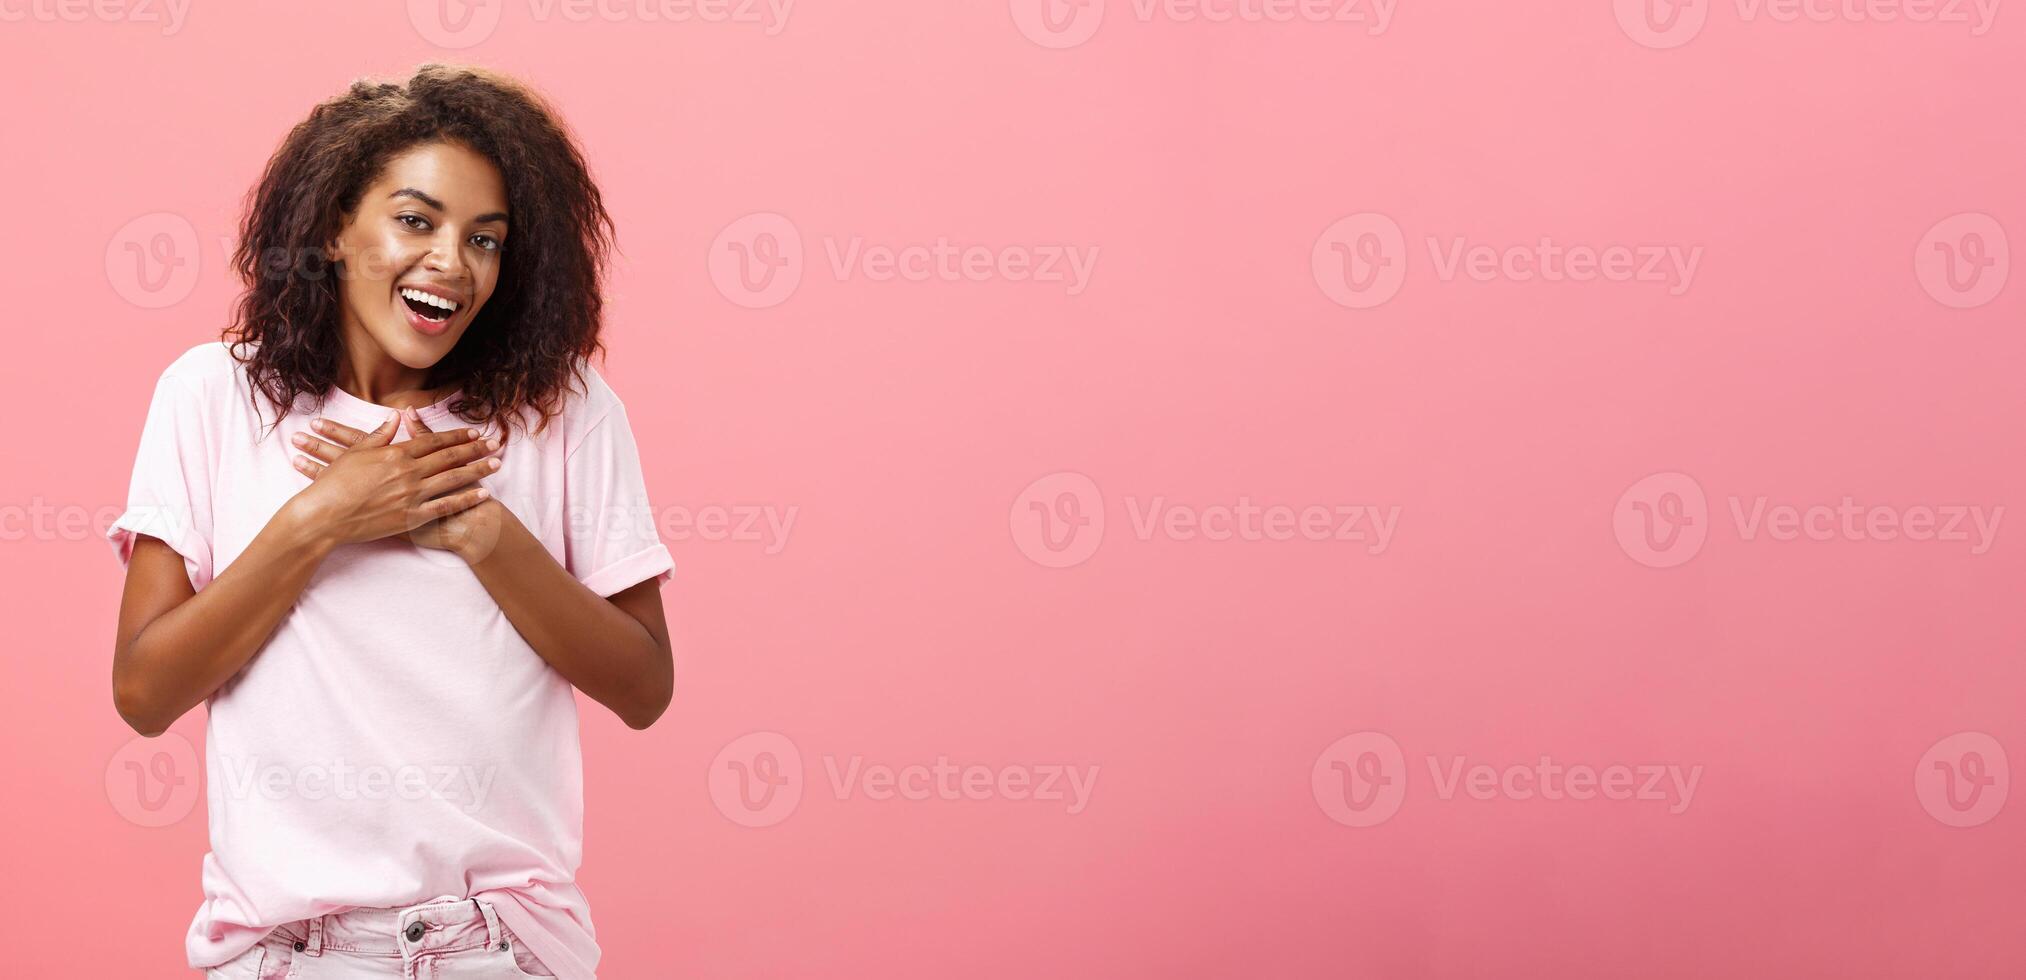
[424,238,467,278]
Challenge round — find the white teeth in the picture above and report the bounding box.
[400,287,459,313]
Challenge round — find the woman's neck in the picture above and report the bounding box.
[334,325,453,409]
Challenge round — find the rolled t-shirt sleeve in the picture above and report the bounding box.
[106,369,216,591]
[563,401,674,598]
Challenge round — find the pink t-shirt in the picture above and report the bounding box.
[106,341,674,980]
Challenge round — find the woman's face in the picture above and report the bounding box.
[325,140,509,369]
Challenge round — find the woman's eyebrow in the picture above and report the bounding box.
[390,187,445,210]
[390,187,508,225]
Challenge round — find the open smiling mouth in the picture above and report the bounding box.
[400,287,460,323]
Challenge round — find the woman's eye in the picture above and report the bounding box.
[472,235,501,252]
[398,214,430,231]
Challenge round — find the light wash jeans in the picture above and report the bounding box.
[201,895,553,978]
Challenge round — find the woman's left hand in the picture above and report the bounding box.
[292,407,509,565]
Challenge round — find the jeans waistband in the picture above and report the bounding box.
[274,895,503,957]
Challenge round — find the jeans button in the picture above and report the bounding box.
[293,941,306,952]
[405,921,426,943]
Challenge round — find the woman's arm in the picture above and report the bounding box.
[112,418,497,737]
[294,408,675,729]
[459,500,674,730]
[112,502,336,737]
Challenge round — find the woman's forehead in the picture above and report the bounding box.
[370,142,507,215]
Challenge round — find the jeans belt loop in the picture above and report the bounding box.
[475,898,503,950]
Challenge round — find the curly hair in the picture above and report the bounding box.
[224,63,613,446]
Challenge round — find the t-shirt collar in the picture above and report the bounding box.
[318,382,464,430]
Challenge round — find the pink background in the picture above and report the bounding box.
[5,0,2025,976]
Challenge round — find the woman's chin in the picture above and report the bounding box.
[371,322,456,366]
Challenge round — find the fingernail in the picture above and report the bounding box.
[291,433,306,446]
[483,438,500,451]
[488,458,502,471]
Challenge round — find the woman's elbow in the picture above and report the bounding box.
[621,679,673,730]
[111,641,174,738]
[621,652,674,730]
[113,677,171,738]
[621,704,667,731]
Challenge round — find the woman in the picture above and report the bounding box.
[107,65,673,980]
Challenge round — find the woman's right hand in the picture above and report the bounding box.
[284,412,501,548]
